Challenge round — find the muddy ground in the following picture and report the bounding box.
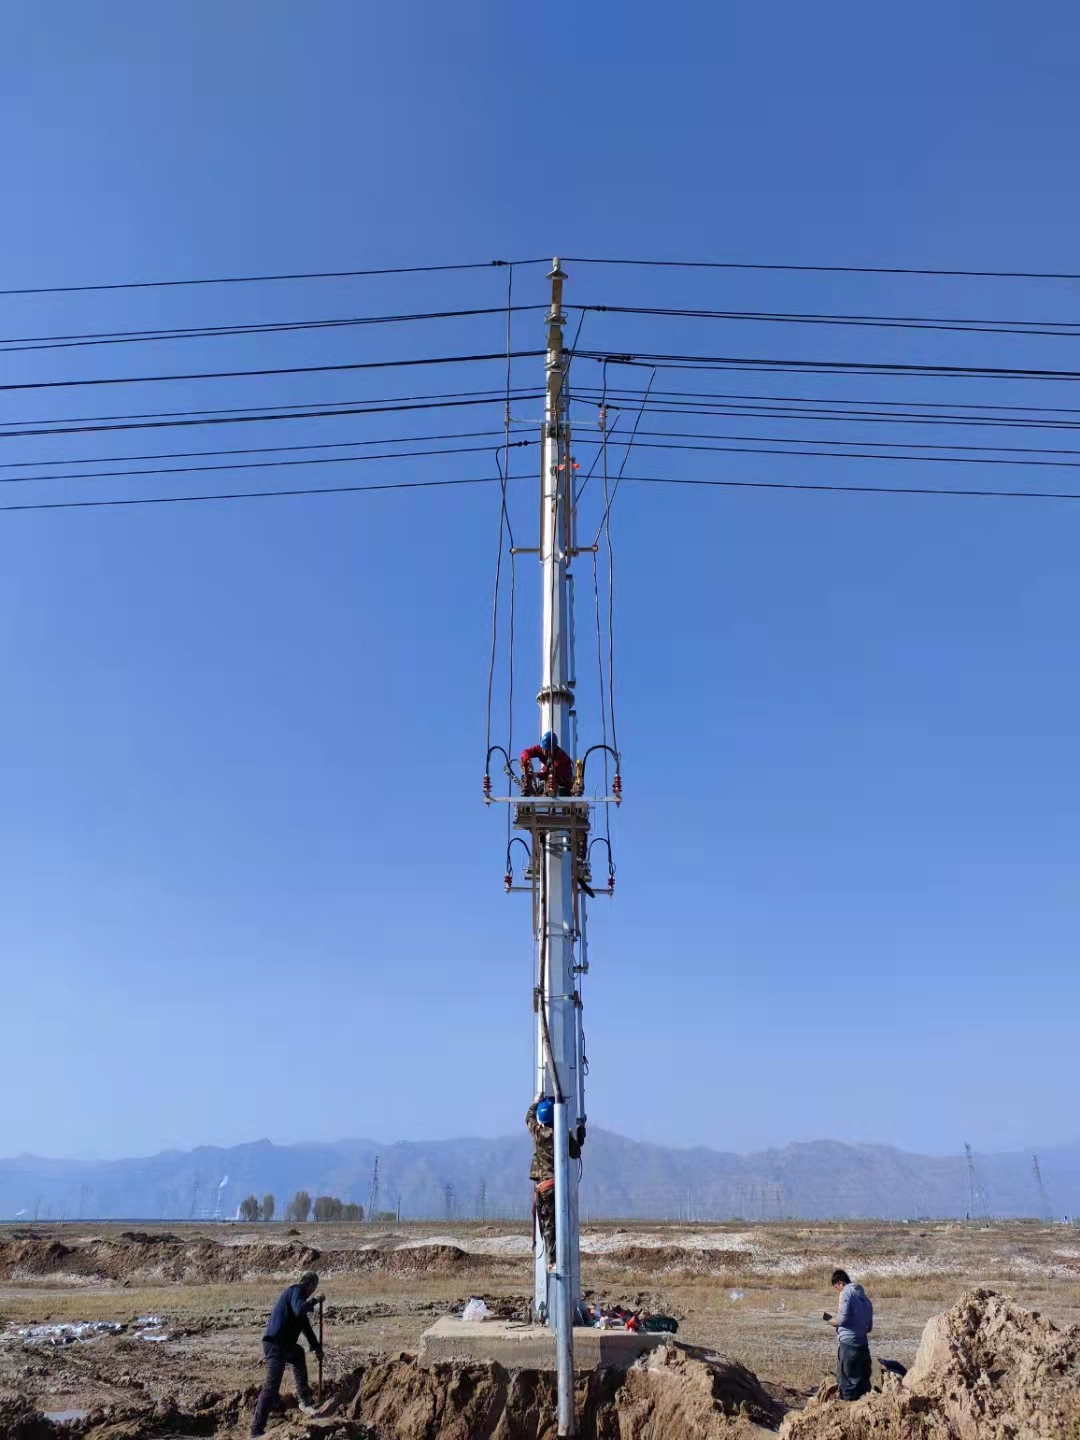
[0,1219,1078,1434]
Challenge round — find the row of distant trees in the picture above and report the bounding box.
[237,1190,364,1222]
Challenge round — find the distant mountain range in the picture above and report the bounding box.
[2,1133,1078,1223]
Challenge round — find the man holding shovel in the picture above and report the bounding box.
[251,1270,324,1436]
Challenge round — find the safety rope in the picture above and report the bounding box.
[595,367,655,798]
[596,368,615,868]
[484,265,517,840]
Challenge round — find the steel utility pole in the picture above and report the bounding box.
[486,258,614,1436]
[537,258,578,1437]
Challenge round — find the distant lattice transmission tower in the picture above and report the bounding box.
[366,1157,380,1223]
[964,1143,990,1221]
[1032,1153,1053,1221]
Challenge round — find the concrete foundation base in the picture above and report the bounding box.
[419,1316,667,1371]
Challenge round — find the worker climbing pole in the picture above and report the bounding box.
[483,259,622,1438]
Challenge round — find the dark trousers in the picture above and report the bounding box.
[253,1340,312,1432]
[836,1341,872,1401]
[535,1185,556,1263]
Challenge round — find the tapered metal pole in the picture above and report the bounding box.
[553,1099,575,1434]
[535,258,577,1436]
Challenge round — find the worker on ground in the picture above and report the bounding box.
[521,731,574,797]
[251,1270,323,1436]
[527,1093,584,1271]
[823,1267,873,1401]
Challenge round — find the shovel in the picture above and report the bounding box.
[318,1297,324,1405]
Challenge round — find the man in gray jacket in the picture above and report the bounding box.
[824,1267,873,1400]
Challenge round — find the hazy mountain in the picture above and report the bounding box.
[2,1132,1078,1223]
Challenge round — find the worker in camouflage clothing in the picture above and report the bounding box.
[527,1094,584,1270]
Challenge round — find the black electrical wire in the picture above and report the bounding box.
[591,398,1080,435]
[0,257,549,297]
[0,349,545,394]
[626,474,1080,500]
[566,255,1080,282]
[0,390,543,442]
[0,438,533,489]
[6,469,1080,516]
[586,303,1080,339]
[0,426,511,473]
[0,384,537,431]
[0,474,505,512]
[573,383,1080,419]
[581,349,1080,384]
[583,436,1080,471]
[0,305,547,355]
[620,426,1080,462]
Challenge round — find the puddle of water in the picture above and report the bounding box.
[44,1411,89,1425]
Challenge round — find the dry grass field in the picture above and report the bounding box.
[1,1216,1078,1427]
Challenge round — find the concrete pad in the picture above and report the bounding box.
[419,1315,667,1371]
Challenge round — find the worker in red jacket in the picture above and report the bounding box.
[521,731,574,796]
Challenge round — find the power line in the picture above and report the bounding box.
[0,438,532,489]
[592,435,1080,470]
[0,257,548,298]
[590,398,1080,435]
[7,468,1080,516]
[566,255,1080,282]
[0,474,503,512]
[0,305,546,355]
[0,389,542,442]
[0,384,533,431]
[0,349,544,395]
[626,474,1080,502]
[0,426,511,472]
[611,427,1080,466]
[582,349,1080,384]
[587,302,1080,338]
[574,382,1080,419]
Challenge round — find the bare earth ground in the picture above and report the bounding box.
[1,1219,1078,1431]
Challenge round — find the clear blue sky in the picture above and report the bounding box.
[2,1,1078,1161]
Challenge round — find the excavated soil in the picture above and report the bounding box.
[0,1345,785,1439]
[0,1235,481,1286]
[779,1288,1080,1439]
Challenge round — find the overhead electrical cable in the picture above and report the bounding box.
[7,469,1080,516]
[585,303,1080,338]
[565,255,1080,282]
[0,305,547,354]
[572,383,1080,419]
[587,399,1080,434]
[572,435,1080,471]
[0,427,512,472]
[0,257,549,297]
[0,390,542,442]
[0,439,533,489]
[619,426,1080,461]
[0,384,536,431]
[0,349,544,394]
[580,349,1080,384]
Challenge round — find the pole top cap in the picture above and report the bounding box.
[548,258,567,279]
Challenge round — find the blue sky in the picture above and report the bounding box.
[1,1,1078,1161]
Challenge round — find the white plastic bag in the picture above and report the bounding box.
[462,1298,490,1322]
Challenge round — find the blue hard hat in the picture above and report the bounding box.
[536,1097,555,1127]
[541,731,558,752]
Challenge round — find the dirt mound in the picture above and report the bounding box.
[343,1244,474,1278]
[0,1397,58,1440]
[780,1288,1080,1439]
[0,1236,477,1286]
[317,1344,783,1438]
[597,1246,751,1276]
